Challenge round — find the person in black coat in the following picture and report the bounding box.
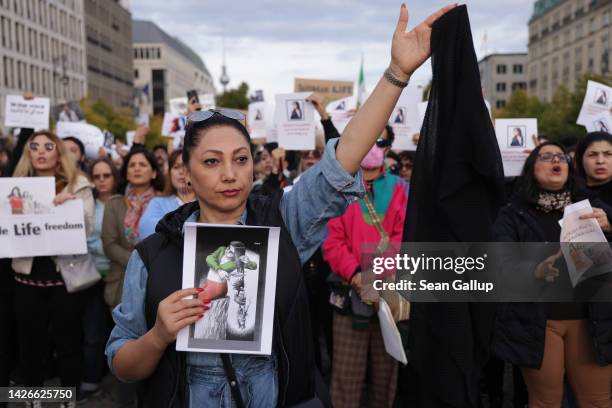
[493,141,612,407]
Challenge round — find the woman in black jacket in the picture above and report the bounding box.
[493,141,612,407]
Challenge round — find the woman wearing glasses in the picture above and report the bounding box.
[106,4,456,407]
[11,131,94,404]
[493,142,612,407]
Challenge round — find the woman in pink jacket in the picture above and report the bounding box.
[323,139,409,408]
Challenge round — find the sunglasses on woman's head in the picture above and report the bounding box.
[29,142,55,152]
[187,109,246,123]
[537,152,571,163]
[376,138,391,148]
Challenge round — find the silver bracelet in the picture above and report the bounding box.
[384,67,409,88]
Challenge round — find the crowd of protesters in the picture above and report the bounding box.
[0,4,611,408]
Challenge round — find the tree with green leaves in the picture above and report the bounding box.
[215,82,250,110]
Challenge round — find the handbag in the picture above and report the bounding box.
[56,254,101,293]
[362,191,410,323]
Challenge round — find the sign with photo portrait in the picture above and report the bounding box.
[577,81,612,133]
[389,86,423,151]
[494,118,538,177]
[274,92,315,150]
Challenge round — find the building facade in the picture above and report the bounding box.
[132,20,215,116]
[527,0,612,102]
[0,0,87,125]
[479,53,529,110]
[84,0,133,108]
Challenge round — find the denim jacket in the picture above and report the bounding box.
[106,139,364,407]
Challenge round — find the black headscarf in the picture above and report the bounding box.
[402,6,505,407]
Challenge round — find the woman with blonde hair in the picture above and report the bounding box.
[12,131,94,408]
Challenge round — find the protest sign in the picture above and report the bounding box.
[161,112,187,148]
[169,94,216,116]
[576,81,612,133]
[177,223,280,355]
[494,118,537,177]
[55,121,105,159]
[0,177,87,258]
[4,95,50,130]
[135,113,149,127]
[326,95,356,133]
[52,101,84,123]
[294,78,353,104]
[560,199,612,287]
[247,101,275,140]
[389,86,422,151]
[274,92,316,150]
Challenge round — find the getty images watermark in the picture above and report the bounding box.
[360,242,612,302]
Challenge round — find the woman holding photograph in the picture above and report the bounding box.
[106,4,456,407]
[493,142,612,407]
[139,149,196,240]
[11,131,94,406]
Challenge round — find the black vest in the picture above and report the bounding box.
[135,190,315,407]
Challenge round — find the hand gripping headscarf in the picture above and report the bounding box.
[401,6,505,407]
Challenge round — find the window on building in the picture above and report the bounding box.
[496,100,506,109]
[588,43,595,69]
[496,82,507,92]
[496,64,507,74]
[590,18,596,33]
[604,11,610,27]
[513,64,523,74]
[575,23,583,41]
[134,69,139,79]
[3,56,10,87]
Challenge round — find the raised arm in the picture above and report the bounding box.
[335,3,456,174]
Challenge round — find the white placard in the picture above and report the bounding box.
[390,86,422,151]
[274,92,316,150]
[177,223,279,355]
[494,118,538,177]
[577,81,612,133]
[4,95,50,130]
[0,178,87,257]
[135,113,149,127]
[126,131,135,147]
[560,199,612,287]
[377,298,408,364]
[55,121,105,160]
[170,94,216,116]
[326,95,356,134]
[161,112,187,148]
[248,101,275,140]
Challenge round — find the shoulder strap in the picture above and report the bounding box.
[220,354,245,408]
[363,192,389,254]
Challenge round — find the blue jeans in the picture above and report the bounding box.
[186,354,278,408]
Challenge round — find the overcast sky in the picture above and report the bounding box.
[130,1,535,98]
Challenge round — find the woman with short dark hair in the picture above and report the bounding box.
[493,141,612,407]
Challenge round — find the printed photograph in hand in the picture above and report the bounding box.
[287,100,304,121]
[188,225,269,350]
[507,126,526,148]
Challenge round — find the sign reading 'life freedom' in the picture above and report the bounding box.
[0,178,87,258]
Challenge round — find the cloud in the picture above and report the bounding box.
[130,0,533,99]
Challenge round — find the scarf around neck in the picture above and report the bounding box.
[535,190,571,213]
[124,185,155,245]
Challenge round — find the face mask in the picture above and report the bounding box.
[361,145,385,169]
